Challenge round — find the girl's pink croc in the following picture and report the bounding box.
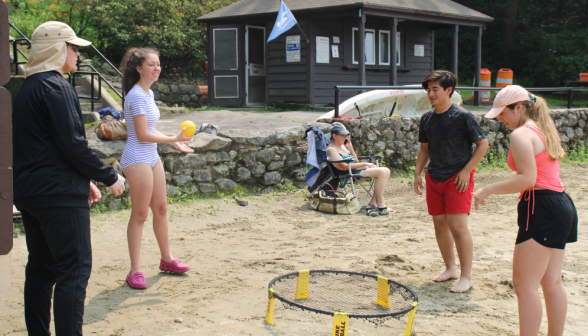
[126,271,148,289]
[159,259,190,274]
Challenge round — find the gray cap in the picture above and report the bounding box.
[330,122,349,135]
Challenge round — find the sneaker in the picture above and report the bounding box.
[126,271,147,289]
[367,207,379,217]
[159,259,190,274]
[377,206,389,216]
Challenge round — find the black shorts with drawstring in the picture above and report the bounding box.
[517,190,578,249]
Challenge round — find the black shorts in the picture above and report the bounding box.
[517,190,578,249]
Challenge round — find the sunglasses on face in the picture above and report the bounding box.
[67,43,80,53]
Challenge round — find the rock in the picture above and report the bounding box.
[560,133,569,143]
[172,175,193,186]
[215,178,238,190]
[384,149,395,158]
[395,131,405,139]
[235,197,248,206]
[199,183,216,193]
[374,141,386,152]
[211,164,229,177]
[159,106,185,114]
[267,161,284,171]
[367,131,378,141]
[190,94,199,102]
[351,128,362,138]
[566,127,575,139]
[256,149,275,164]
[554,118,563,127]
[229,150,237,160]
[294,146,307,153]
[578,119,586,128]
[193,168,212,182]
[575,128,584,138]
[486,119,500,132]
[486,131,496,145]
[109,199,122,210]
[261,171,281,186]
[189,133,232,152]
[235,167,251,181]
[393,140,405,149]
[158,84,170,94]
[284,152,302,167]
[303,122,331,134]
[218,129,276,146]
[567,115,578,127]
[170,84,179,94]
[175,154,206,170]
[239,154,256,166]
[250,164,265,178]
[158,143,182,154]
[275,126,305,144]
[181,95,190,103]
[165,171,172,183]
[561,111,569,118]
[166,185,178,196]
[405,132,417,142]
[179,84,194,94]
[206,151,230,163]
[382,129,395,139]
[88,139,126,159]
[155,100,167,107]
[292,168,306,182]
[174,318,183,323]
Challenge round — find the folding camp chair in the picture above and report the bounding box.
[321,155,384,210]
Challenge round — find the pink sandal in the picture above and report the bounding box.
[126,271,148,289]
[159,259,190,274]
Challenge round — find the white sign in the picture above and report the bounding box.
[414,44,425,57]
[286,35,301,62]
[331,45,339,58]
[249,63,264,76]
[316,36,330,64]
[333,36,340,44]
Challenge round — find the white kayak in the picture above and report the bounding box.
[318,85,463,120]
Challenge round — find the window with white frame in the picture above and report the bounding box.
[379,31,401,66]
[352,28,376,65]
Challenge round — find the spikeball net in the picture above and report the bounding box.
[265,269,419,336]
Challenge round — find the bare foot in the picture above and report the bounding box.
[450,277,473,293]
[433,269,459,282]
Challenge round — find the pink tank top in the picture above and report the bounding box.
[507,124,564,230]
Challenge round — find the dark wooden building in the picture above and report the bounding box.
[198,0,493,107]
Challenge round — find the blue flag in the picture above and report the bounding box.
[267,1,297,42]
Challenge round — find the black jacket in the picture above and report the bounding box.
[13,71,117,209]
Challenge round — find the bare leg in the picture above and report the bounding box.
[149,160,174,263]
[123,163,154,274]
[360,167,391,208]
[447,213,473,293]
[432,214,459,282]
[541,248,567,336]
[513,239,553,336]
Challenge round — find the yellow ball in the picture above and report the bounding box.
[180,120,196,137]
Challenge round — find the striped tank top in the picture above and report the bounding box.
[120,85,161,170]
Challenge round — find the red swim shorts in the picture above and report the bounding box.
[425,170,475,216]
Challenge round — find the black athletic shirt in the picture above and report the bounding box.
[418,103,485,182]
[13,71,118,209]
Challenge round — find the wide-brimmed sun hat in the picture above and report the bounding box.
[25,21,91,77]
[485,85,531,119]
[330,122,350,135]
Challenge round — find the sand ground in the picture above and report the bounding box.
[2,166,587,336]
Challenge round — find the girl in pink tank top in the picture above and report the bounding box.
[473,85,577,336]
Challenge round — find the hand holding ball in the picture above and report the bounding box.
[180,121,196,137]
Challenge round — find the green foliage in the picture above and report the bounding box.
[562,142,588,165]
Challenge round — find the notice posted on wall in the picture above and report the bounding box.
[331,45,339,58]
[414,44,425,57]
[249,63,264,76]
[286,35,301,62]
[316,36,330,64]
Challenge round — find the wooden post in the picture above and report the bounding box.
[0,1,13,257]
[474,26,482,106]
[307,19,315,104]
[452,25,459,80]
[389,17,398,85]
[358,11,366,87]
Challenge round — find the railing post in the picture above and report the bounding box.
[334,87,340,119]
[90,74,95,112]
[568,89,572,109]
[12,42,18,75]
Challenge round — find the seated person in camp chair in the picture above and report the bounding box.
[326,122,392,216]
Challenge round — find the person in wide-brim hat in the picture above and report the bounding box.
[13,21,125,334]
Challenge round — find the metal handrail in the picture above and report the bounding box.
[333,85,588,118]
[69,69,102,113]
[8,21,31,76]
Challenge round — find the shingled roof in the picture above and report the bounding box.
[198,0,493,22]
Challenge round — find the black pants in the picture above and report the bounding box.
[21,207,92,336]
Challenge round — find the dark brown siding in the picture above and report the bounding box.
[266,21,309,103]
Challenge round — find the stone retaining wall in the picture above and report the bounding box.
[151,81,201,108]
[89,109,588,210]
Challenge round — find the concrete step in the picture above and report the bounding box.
[80,102,103,112]
[75,86,86,94]
[82,112,100,124]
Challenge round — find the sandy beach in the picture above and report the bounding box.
[2,166,587,335]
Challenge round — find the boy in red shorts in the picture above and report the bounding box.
[414,71,489,293]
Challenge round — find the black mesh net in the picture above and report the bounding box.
[269,270,417,318]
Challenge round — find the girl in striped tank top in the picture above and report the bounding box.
[474,85,577,335]
[120,48,194,289]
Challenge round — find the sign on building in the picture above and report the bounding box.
[286,35,300,62]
